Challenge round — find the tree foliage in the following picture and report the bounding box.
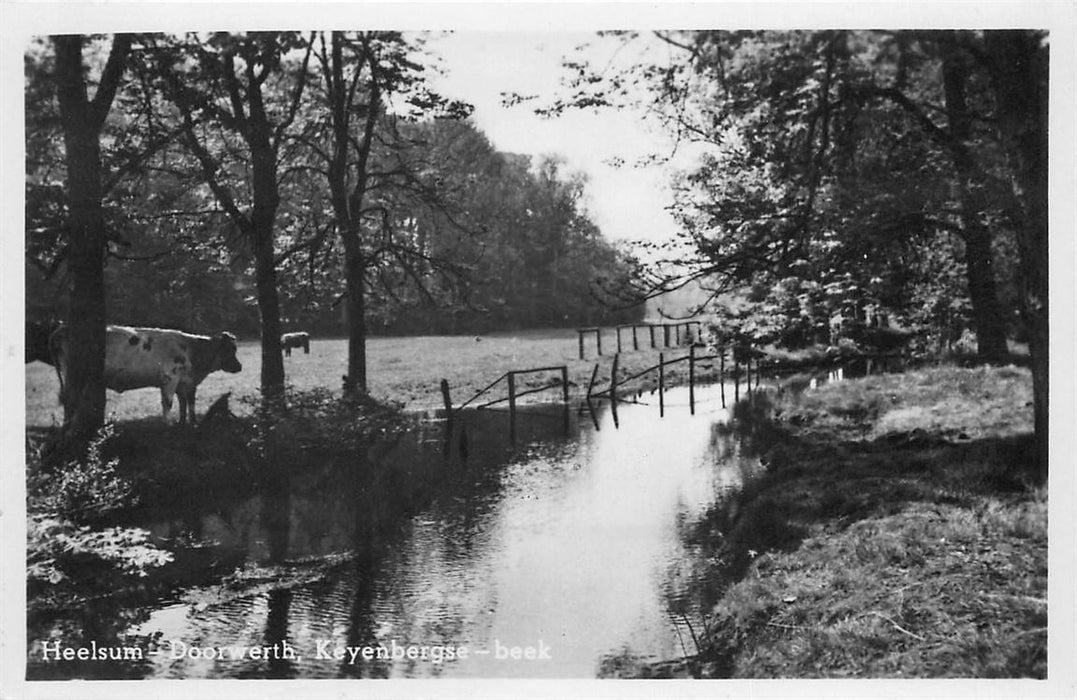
[543,29,1047,468]
[25,31,642,413]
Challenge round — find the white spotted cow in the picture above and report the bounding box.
[51,325,242,424]
[281,331,310,357]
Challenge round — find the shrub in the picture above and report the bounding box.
[26,424,173,608]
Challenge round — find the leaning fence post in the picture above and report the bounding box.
[596,329,602,356]
[616,327,623,353]
[561,365,569,404]
[659,352,665,417]
[689,344,696,415]
[610,352,620,405]
[586,362,600,399]
[632,325,639,351]
[440,379,453,422]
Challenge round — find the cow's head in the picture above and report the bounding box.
[214,332,242,373]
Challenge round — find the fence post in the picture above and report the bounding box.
[720,345,726,408]
[561,365,569,404]
[586,362,600,399]
[609,353,620,428]
[632,325,639,351]
[659,352,665,417]
[459,420,469,460]
[616,327,623,353]
[610,353,619,405]
[578,331,585,360]
[734,352,740,403]
[596,328,602,356]
[689,344,696,415]
[440,379,453,422]
[507,371,517,441]
[675,324,682,345]
[649,325,656,348]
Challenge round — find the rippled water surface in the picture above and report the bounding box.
[33,383,768,679]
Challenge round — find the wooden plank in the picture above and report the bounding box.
[459,372,508,409]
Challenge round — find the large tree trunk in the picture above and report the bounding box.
[344,251,368,395]
[51,34,130,455]
[982,31,1049,474]
[960,228,1009,358]
[250,132,285,396]
[324,32,376,398]
[941,37,1009,359]
[252,227,285,396]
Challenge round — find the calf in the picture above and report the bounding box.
[281,331,310,357]
[51,325,242,424]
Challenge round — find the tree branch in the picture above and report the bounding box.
[90,34,133,130]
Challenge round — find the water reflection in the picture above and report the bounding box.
[32,383,765,679]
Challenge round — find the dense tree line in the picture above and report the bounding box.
[25,31,640,450]
[540,29,1048,470]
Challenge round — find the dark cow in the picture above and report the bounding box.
[26,320,60,364]
[281,331,310,357]
[51,325,242,424]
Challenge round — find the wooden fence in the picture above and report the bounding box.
[588,344,762,417]
[576,321,704,359]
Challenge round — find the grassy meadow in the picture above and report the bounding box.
[25,327,711,427]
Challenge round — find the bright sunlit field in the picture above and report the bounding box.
[25,327,692,427]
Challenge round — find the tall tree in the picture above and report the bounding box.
[149,32,313,397]
[544,31,1017,357]
[311,31,470,395]
[50,33,132,451]
[938,32,1009,358]
[982,30,1049,471]
[545,29,1047,469]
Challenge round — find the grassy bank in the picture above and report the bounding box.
[25,390,412,622]
[26,328,713,426]
[691,365,1046,678]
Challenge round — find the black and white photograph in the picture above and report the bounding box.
[2,2,1074,698]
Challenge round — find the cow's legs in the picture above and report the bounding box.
[285,345,291,357]
[160,377,180,423]
[161,390,174,422]
[179,387,197,425]
[303,339,309,354]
